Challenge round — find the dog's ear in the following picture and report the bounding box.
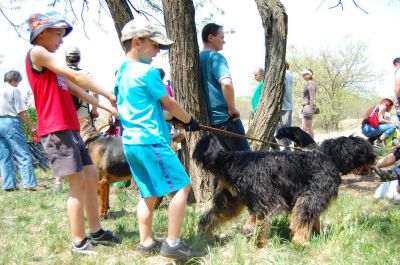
[193,134,224,169]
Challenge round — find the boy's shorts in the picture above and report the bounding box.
[123,142,191,198]
[41,130,93,177]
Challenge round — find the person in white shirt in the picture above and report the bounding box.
[0,70,47,191]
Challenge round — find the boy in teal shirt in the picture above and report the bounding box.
[116,20,202,260]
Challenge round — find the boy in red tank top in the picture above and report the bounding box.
[26,11,121,255]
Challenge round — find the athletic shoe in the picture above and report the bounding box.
[88,230,122,246]
[136,239,162,254]
[71,241,97,256]
[54,183,63,193]
[160,240,203,260]
[373,140,385,148]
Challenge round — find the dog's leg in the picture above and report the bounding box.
[254,215,271,248]
[97,177,109,219]
[106,181,110,211]
[198,189,245,240]
[289,197,314,245]
[312,215,320,234]
[243,213,257,234]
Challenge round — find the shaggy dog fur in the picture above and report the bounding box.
[80,122,132,218]
[193,134,376,246]
[275,126,317,149]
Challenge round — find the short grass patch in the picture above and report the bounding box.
[1,169,400,264]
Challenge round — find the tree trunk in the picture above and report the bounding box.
[105,0,134,49]
[247,0,288,150]
[162,0,213,202]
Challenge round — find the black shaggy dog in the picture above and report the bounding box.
[275,126,316,149]
[193,134,376,246]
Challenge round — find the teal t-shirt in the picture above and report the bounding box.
[251,80,264,113]
[199,49,232,125]
[115,60,170,145]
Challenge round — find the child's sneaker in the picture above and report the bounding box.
[136,239,162,254]
[54,182,63,193]
[160,240,203,260]
[88,230,122,246]
[71,241,97,256]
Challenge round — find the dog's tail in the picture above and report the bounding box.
[193,134,225,171]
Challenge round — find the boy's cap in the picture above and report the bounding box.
[28,11,73,44]
[301,69,313,76]
[120,20,174,50]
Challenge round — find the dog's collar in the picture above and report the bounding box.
[84,133,104,146]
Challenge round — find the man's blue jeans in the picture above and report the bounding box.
[0,116,37,190]
[211,118,250,151]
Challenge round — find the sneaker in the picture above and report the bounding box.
[88,230,122,246]
[373,166,396,181]
[160,240,203,260]
[54,183,63,193]
[71,241,97,256]
[136,239,162,254]
[373,140,385,148]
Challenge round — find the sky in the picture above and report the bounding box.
[0,0,399,99]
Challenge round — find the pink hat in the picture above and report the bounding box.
[28,11,73,44]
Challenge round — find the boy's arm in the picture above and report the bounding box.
[161,95,191,124]
[67,80,117,116]
[30,46,116,106]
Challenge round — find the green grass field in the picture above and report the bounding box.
[1,167,400,265]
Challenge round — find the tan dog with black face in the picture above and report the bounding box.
[80,121,132,218]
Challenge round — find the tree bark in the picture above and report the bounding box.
[105,0,134,49]
[247,0,288,150]
[162,0,213,202]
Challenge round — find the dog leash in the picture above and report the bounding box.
[198,124,308,152]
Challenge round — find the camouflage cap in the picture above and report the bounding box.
[120,20,174,50]
[66,46,81,57]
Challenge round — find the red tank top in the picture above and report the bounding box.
[25,49,80,136]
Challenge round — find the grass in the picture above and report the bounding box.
[1,168,400,265]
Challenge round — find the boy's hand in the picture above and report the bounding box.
[183,117,200,132]
[109,106,119,118]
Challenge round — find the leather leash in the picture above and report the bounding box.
[198,124,308,152]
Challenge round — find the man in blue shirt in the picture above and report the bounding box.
[199,23,250,151]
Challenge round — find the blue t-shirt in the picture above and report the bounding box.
[115,60,170,145]
[199,49,231,125]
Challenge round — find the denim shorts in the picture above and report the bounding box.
[41,130,93,176]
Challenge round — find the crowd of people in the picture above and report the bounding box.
[1,9,399,261]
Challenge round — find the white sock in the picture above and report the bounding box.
[166,238,180,248]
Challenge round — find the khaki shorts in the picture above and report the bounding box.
[302,105,314,120]
[40,130,93,177]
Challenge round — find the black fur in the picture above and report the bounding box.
[193,134,376,244]
[275,126,316,149]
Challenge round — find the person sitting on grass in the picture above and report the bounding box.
[26,11,121,255]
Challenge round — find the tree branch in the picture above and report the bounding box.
[0,6,24,40]
[329,0,368,14]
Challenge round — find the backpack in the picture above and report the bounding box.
[68,65,86,110]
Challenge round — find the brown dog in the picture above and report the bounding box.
[80,121,132,218]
